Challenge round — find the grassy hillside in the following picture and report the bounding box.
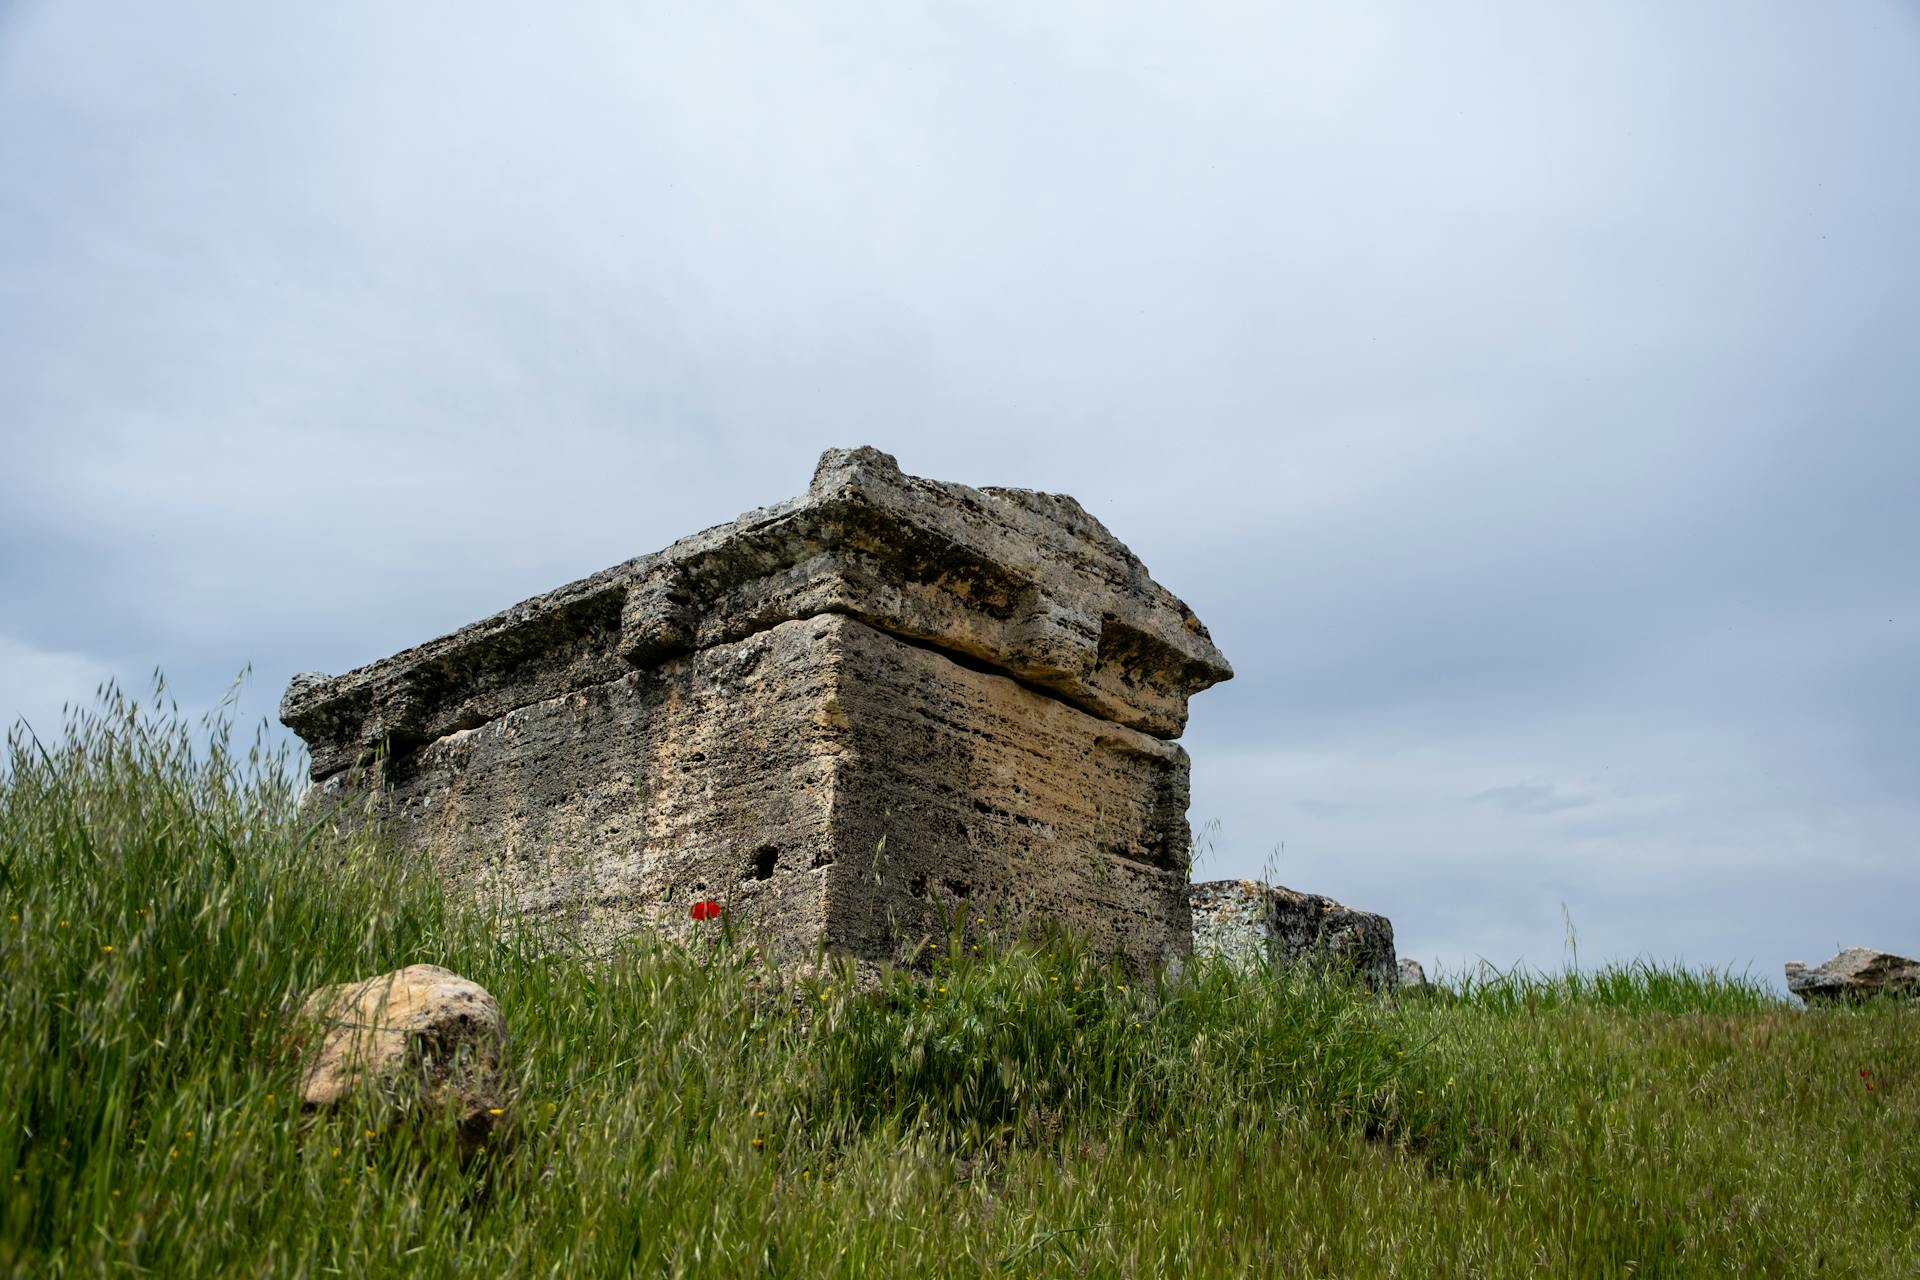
[2,687,1915,1277]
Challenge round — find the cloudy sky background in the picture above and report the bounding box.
[4,2,1915,986]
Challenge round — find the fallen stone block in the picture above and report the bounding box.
[1784,947,1920,1005]
[294,964,508,1144]
[1189,879,1398,990]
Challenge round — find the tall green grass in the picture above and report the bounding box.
[2,685,1915,1277]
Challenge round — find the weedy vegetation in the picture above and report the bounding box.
[2,684,1915,1277]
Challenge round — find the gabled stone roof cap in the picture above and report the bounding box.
[282,446,1232,778]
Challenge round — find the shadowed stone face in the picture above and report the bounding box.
[283,447,1231,970]
[1190,880,1398,991]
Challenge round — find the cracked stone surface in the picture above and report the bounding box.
[1785,948,1920,1005]
[283,447,1230,971]
[294,964,507,1145]
[1189,879,1398,990]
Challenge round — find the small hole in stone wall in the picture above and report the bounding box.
[910,872,929,899]
[749,845,779,881]
[941,877,972,901]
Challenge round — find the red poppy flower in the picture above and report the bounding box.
[690,899,722,922]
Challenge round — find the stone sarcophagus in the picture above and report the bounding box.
[281,447,1231,971]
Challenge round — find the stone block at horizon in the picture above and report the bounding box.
[281,447,1232,971]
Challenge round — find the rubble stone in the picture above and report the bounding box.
[1784,948,1920,1005]
[294,964,507,1143]
[1189,879,1398,990]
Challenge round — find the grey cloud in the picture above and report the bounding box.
[1470,782,1595,819]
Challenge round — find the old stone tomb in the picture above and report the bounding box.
[281,447,1231,971]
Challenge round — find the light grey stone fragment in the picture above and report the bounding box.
[1397,957,1429,990]
[1784,948,1920,1005]
[1189,879,1398,990]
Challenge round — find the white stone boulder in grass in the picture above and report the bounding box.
[295,964,508,1144]
[1784,948,1920,1006]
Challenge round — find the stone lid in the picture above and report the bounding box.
[282,446,1232,777]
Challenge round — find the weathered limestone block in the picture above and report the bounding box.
[1785,948,1920,1005]
[283,448,1230,972]
[1189,879,1398,990]
[294,964,507,1143]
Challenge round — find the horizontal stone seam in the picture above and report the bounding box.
[834,611,1144,733]
[303,608,1180,783]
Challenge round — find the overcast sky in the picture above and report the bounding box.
[4,2,1915,987]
